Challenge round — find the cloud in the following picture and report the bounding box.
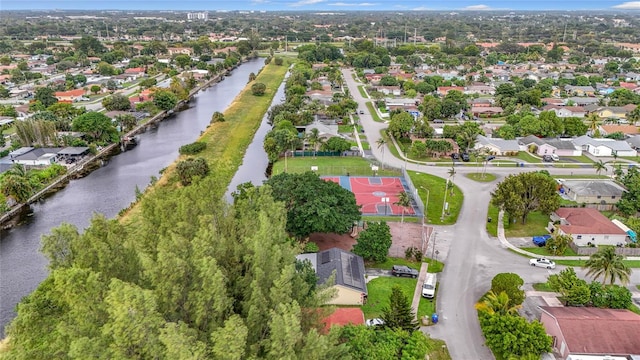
[612,1,640,9]
[289,0,326,6]
[328,2,376,6]
[463,4,491,10]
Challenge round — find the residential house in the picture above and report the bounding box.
[375,86,402,96]
[471,106,503,117]
[296,248,367,306]
[536,139,582,157]
[124,67,146,76]
[572,135,637,157]
[167,47,193,56]
[469,98,493,107]
[560,180,627,205]
[54,89,86,102]
[627,135,640,149]
[541,98,564,106]
[436,86,465,96]
[464,85,495,95]
[550,207,628,246]
[594,105,637,120]
[567,97,599,106]
[542,105,586,118]
[540,307,640,359]
[364,73,383,85]
[619,81,639,91]
[598,124,639,137]
[306,86,334,106]
[474,135,522,155]
[9,147,63,167]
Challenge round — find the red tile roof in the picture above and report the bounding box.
[542,307,640,355]
[125,67,145,74]
[54,89,85,97]
[323,308,364,331]
[555,208,627,235]
[600,124,639,135]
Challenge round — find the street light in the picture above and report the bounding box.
[441,178,449,221]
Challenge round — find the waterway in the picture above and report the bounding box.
[0,59,266,335]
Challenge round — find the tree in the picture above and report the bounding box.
[479,313,552,359]
[102,94,132,111]
[105,79,118,92]
[35,87,58,107]
[491,172,560,224]
[352,221,392,262]
[545,234,571,256]
[139,77,157,89]
[387,111,415,139]
[589,282,632,309]
[176,158,210,186]
[548,267,591,306]
[475,291,521,315]
[338,325,429,360]
[153,90,178,111]
[251,82,266,96]
[490,273,525,307]
[115,114,138,133]
[584,246,632,285]
[89,85,102,95]
[322,136,350,152]
[210,111,225,123]
[593,159,607,176]
[71,112,118,143]
[0,85,10,98]
[381,285,418,332]
[394,191,412,224]
[306,128,322,157]
[264,172,361,238]
[376,137,387,170]
[173,54,192,68]
[1,164,35,203]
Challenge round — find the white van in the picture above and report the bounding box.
[421,273,437,298]
[551,154,560,162]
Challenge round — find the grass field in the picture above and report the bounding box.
[503,211,550,237]
[486,204,500,237]
[338,124,354,133]
[466,172,497,182]
[362,277,416,318]
[270,156,401,176]
[564,155,594,164]
[407,171,463,225]
[513,151,542,163]
[532,282,554,292]
[358,85,368,98]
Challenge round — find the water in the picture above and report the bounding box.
[0,59,266,335]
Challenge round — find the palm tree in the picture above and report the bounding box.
[447,165,456,196]
[376,137,387,170]
[306,128,321,158]
[593,160,607,176]
[474,291,521,316]
[394,191,412,224]
[628,106,640,126]
[583,247,631,285]
[587,112,601,137]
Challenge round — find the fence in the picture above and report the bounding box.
[402,166,424,217]
[569,242,640,256]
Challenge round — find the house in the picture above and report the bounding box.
[627,135,640,149]
[464,85,495,95]
[564,85,595,96]
[124,67,145,76]
[296,248,367,306]
[53,89,86,102]
[594,105,637,120]
[541,98,564,106]
[469,98,493,107]
[572,135,637,157]
[474,135,522,155]
[566,97,599,106]
[540,307,640,359]
[542,105,586,118]
[560,180,627,205]
[550,208,628,246]
[9,147,63,167]
[536,139,582,157]
[167,47,193,56]
[436,86,465,96]
[598,124,639,137]
[471,106,503,117]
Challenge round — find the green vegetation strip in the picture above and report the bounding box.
[407,171,463,225]
[357,85,368,98]
[271,156,400,177]
[466,173,497,182]
[366,102,385,122]
[367,257,444,272]
[521,247,578,257]
[532,282,554,292]
[486,204,500,237]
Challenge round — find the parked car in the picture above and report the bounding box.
[461,153,470,162]
[366,318,384,327]
[359,110,364,114]
[450,153,460,160]
[486,155,496,161]
[542,155,553,162]
[421,273,437,298]
[529,257,556,269]
[532,234,551,247]
[391,265,418,278]
[551,154,560,161]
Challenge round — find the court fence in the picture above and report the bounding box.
[402,166,424,217]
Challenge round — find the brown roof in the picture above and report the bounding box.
[54,89,85,97]
[600,125,639,135]
[541,307,640,355]
[555,208,627,235]
[323,308,364,331]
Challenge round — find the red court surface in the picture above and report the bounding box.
[324,176,417,216]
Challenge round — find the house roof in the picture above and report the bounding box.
[58,147,90,155]
[562,180,627,198]
[555,207,627,235]
[315,248,367,294]
[519,135,545,146]
[476,135,521,151]
[10,147,63,161]
[54,89,85,97]
[573,136,636,151]
[323,308,364,331]
[627,135,640,148]
[544,139,579,150]
[600,125,639,135]
[541,306,640,356]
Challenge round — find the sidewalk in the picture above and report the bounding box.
[496,210,640,261]
[410,262,429,320]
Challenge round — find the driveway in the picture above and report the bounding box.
[341,68,620,360]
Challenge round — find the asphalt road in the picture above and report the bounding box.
[341,69,637,360]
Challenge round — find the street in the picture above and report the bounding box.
[341,68,637,360]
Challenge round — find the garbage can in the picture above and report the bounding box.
[487,217,492,223]
[431,313,439,324]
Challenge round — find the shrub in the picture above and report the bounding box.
[303,242,319,253]
[274,57,284,66]
[175,157,209,186]
[251,82,266,96]
[491,273,525,306]
[210,111,225,123]
[179,141,207,155]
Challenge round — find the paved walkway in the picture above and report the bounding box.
[411,262,429,320]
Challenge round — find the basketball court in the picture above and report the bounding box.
[324,176,420,216]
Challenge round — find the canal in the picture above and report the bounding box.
[0,59,268,335]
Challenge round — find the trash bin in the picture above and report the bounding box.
[487,217,492,223]
[431,313,439,324]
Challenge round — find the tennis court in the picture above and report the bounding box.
[324,176,420,216]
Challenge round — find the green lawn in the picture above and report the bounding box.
[513,151,542,163]
[338,124,354,133]
[425,338,452,360]
[466,172,497,182]
[361,141,370,150]
[521,246,578,256]
[358,85,368,98]
[564,155,594,164]
[362,277,417,318]
[407,171,463,225]
[559,198,580,207]
[486,204,500,237]
[532,282,554,292]
[271,157,400,177]
[366,102,385,122]
[418,291,437,320]
[503,211,549,237]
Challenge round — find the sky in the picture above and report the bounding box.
[3,0,640,11]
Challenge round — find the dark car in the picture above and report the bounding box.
[542,155,553,162]
[486,155,496,161]
[391,265,419,278]
[450,153,460,160]
[461,153,470,162]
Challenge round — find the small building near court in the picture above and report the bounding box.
[297,247,368,305]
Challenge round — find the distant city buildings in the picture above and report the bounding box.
[187,12,208,21]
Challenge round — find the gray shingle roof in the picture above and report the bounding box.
[315,248,367,294]
[477,135,521,151]
[545,139,579,150]
[562,180,627,197]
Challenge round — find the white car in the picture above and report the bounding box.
[365,318,384,327]
[529,257,556,269]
